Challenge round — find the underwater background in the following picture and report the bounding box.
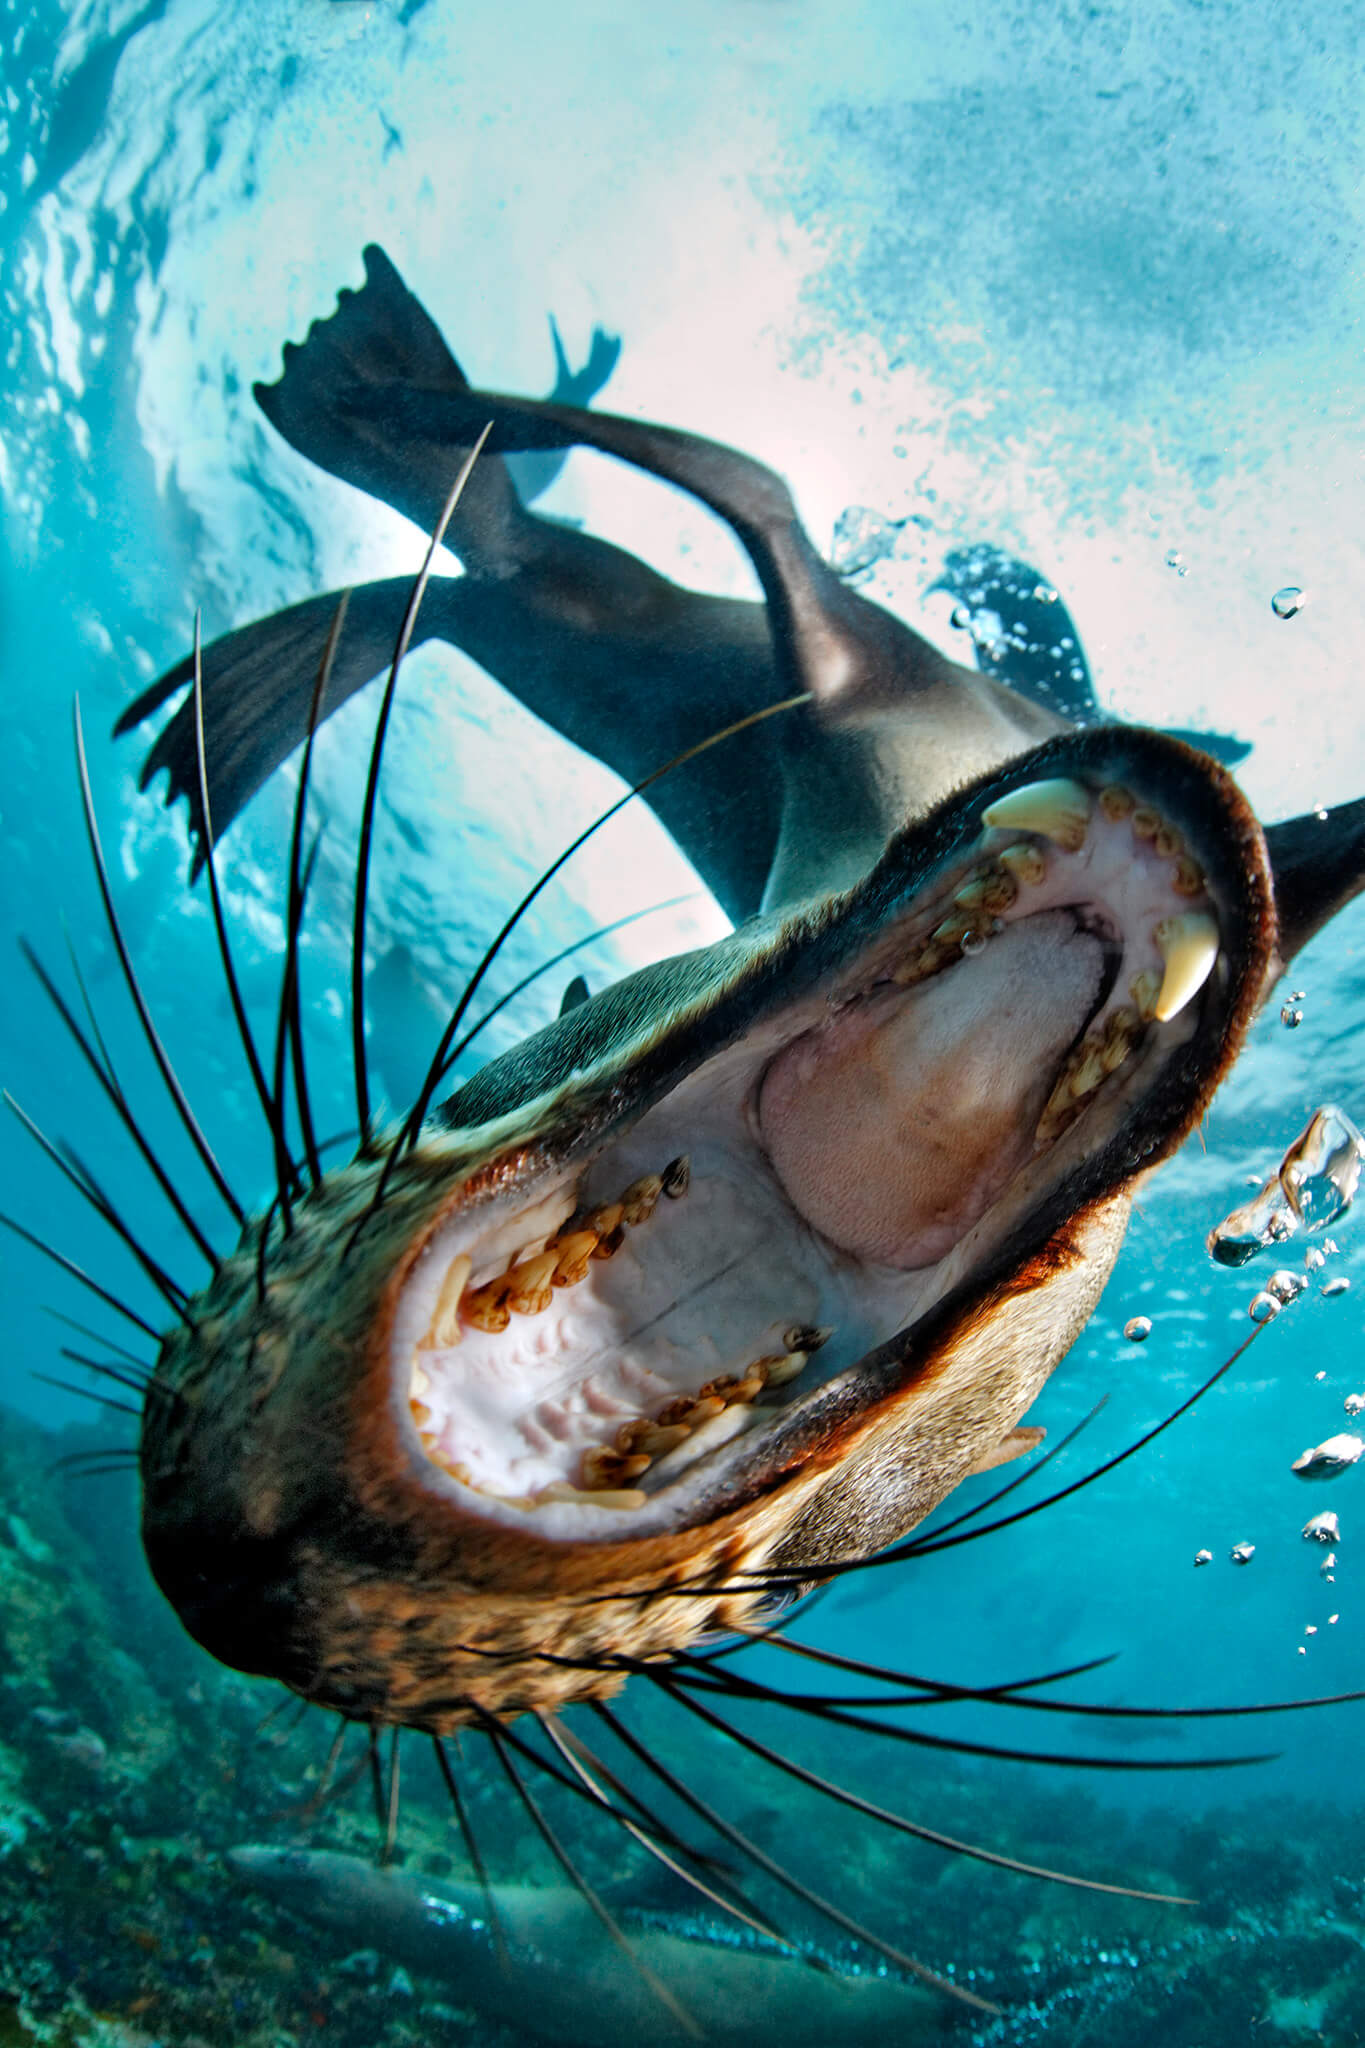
[2,0,1365,2041]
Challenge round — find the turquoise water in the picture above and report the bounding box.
[2,3,1364,2041]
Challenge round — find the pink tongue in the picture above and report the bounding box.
[757,914,1105,1268]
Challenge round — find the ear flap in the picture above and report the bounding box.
[1265,797,1365,970]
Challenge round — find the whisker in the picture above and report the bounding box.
[666,1648,1275,1773]
[190,617,285,1185]
[268,830,324,1234]
[382,1725,401,1867]
[592,1699,998,2015]
[351,432,493,1146]
[0,1210,162,1341]
[431,1735,508,1968]
[42,1309,153,1376]
[541,1715,793,1950]
[479,1712,702,2040]
[443,892,696,1077]
[73,696,243,1226]
[32,1373,141,1417]
[658,1667,1194,1903]
[3,1098,192,1320]
[56,1346,166,1406]
[366,1726,387,1840]
[19,940,222,1273]
[276,597,347,1202]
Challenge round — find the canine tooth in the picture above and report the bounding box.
[551,1230,598,1286]
[1130,805,1162,842]
[1098,784,1134,821]
[621,1173,663,1226]
[997,841,1047,887]
[648,1403,762,1481]
[419,1253,471,1349]
[1130,968,1162,1022]
[662,1155,691,1199]
[981,778,1091,851]
[1153,912,1220,1022]
[1172,855,1205,898]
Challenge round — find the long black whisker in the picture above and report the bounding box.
[4,1100,192,1318]
[254,1194,280,1307]
[51,1457,140,1480]
[32,1373,141,1417]
[50,1446,139,1471]
[666,1648,1275,1773]
[442,892,695,1077]
[366,1726,387,1839]
[0,1212,161,1339]
[190,616,283,1179]
[431,1736,508,1969]
[593,1700,998,2015]
[19,941,221,1271]
[541,1715,794,1950]
[725,1625,1120,1704]
[655,1669,1195,1905]
[393,690,812,1167]
[278,595,348,1197]
[479,1712,702,2040]
[479,1707,694,1851]
[268,830,324,1234]
[73,696,243,1226]
[382,1726,401,1867]
[57,1347,157,1402]
[351,432,494,1146]
[42,1309,152,1376]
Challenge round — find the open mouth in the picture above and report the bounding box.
[390,751,1249,1543]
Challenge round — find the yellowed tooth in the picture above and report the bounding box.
[953,874,993,911]
[997,840,1047,887]
[762,1351,807,1386]
[1153,823,1184,859]
[506,1249,558,1316]
[410,1361,431,1399]
[587,1203,625,1258]
[662,1155,691,1199]
[620,1173,663,1226]
[620,1419,693,1458]
[1067,1047,1106,1100]
[1130,968,1162,1022]
[1172,854,1205,898]
[581,1446,652,1490]
[419,1253,472,1350]
[981,778,1092,851]
[932,913,973,947]
[1101,1007,1138,1074]
[980,868,1019,914]
[784,1324,832,1355]
[551,1229,599,1287]
[1130,805,1162,842]
[462,1276,512,1333]
[411,1400,434,1429]
[537,1481,647,1510]
[1098,784,1134,821]
[1152,911,1220,1022]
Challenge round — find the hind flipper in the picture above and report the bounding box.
[254,244,527,572]
[117,577,443,873]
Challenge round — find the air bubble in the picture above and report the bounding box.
[1281,1005,1304,1029]
[1302,1511,1340,1545]
[1208,1105,1365,1266]
[1124,1315,1153,1343]
[1248,1292,1281,1323]
[1230,1541,1256,1565]
[1344,1393,1365,1417]
[1267,1269,1307,1304]
[1033,583,1059,604]
[1271,586,1307,620]
[1193,1548,1213,1567]
[830,506,905,578]
[1165,547,1188,575]
[950,603,971,630]
[1291,1433,1363,1480]
[1323,1276,1351,1298]
[960,929,988,958]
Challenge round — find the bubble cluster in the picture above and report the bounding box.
[1208,1105,1364,1265]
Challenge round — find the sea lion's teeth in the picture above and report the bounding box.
[952,875,993,911]
[1172,855,1206,898]
[784,1323,832,1354]
[538,1482,648,1510]
[763,1349,809,1386]
[588,1204,625,1258]
[1153,912,1220,1021]
[551,1230,598,1286]
[462,1276,512,1333]
[997,841,1048,887]
[1153,823,1184,859]
[981,778,1091,850]
[506,1250,558,1316]
[411,1401,433,1428]
[1067,1048,1106,1100]
[618,1419,693,1458]
[1130,968,1162,1022]
[581,1446,651,1490]
[1101,1007,1139,1074]
[620,1173,663,1226]
[1098,784,1134,821]
[592,1222,626,1260]
[1130,805,1162,842]
[979,868,1019,914]
[410,1361,431,1399]
[662,1155,691,1199]
[647,1402,762,1481]
[420,1252,473,1348]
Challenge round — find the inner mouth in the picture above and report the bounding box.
[390,775,1221,1534]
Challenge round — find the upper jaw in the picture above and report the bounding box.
[373,726,1273,1552]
